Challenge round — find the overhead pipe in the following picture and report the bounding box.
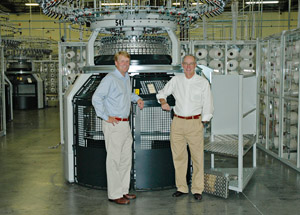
[298,0,300,28]
[231,0,238,41]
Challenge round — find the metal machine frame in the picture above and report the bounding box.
[4,75,13,121]
[58,42,87,145]
[257,28,300,172]
[0,46,6,136]
[207,73,257,193]
[63,73,94,182]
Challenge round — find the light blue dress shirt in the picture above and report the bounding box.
[92,69,141,121]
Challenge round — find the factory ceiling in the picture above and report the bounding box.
[0,0,298,15]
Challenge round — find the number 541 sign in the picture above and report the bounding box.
[115,19,124,26]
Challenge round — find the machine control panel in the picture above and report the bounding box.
[132,73,175,106]
[136,79,169,95]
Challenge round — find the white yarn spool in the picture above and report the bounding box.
[181,49,186,57]
[274,46,281,57]
[290,126,298,137]
[227,48,239,59]
[50,83,56,87]
[289,83,299,94]
[50,78,56,83]
[263,96,268,105]
[294,40,300,53]
[50,69,54,73]
[67,73,77,82]
[274,71,280,81]
[268,61,274,69]
[227,60,238,71]
[263,84,268,93]
[273,137,296,149]
[66,51,75,59]
[209,60,223,70]
[262,97,277,107]
[275,123,287,135]
[262,47,268,57]
[289,139,297,150]
[275,124,281,135]
[76,53,81,61]
[273,137,279,149]
[197,60,207,66]
[50,88,56,93]
[269,83,279,94]
[263,109,268,117]
[209,47,223,59]
[273,98,279,107]
[275,57,281,66]
[240,60,254,70]
[66,62,75,70]
[82,50,86,60]
[292,58,300,66]
[240,48,254,59]
[287,46,294,55]
[287,101,298,111]
[273,137,288,149]
[195,49,208,59]
[274,109,280,121]
[289,112,298,124]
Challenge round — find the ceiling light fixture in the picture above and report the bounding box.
[172,3,203,6]
[25,3,39,6]
[246,1,279,4]
[100,3,128,6]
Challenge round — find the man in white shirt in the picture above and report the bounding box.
[156,55,213,200]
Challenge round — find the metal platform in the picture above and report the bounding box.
[212,168,256,192]
[204,134,256,157]
[204,170,230,199]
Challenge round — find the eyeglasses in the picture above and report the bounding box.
[182,62,196,66]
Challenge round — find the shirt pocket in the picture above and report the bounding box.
[190,86,203,103]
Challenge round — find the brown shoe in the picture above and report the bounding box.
[193,193,202,200]
[123,193,136,200]
[172,191,187,197]
[109,197,130,205]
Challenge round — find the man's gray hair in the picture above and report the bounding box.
[182,55,196,62]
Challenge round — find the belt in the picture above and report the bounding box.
[115,117,129,121]
[174,113,201,120]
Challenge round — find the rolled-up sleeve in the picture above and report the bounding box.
[92,78,110,121]
[131,93,141,103]
[156,77,174,103]
[201,81,214,122]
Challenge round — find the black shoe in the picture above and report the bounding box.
[193,193,202,200]
[172,191,187,197]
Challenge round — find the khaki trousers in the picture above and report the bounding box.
[102,121,133,199]
[170,116,204,194]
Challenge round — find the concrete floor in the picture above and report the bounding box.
[1,107,300,215]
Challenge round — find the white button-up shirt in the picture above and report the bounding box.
[156,73,214,121]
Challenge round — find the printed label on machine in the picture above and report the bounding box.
[147,83,156,94]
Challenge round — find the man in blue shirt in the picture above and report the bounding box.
[92,51,144,205]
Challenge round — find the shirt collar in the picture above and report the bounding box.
[113,69,129,80]
[184,72,196,81]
